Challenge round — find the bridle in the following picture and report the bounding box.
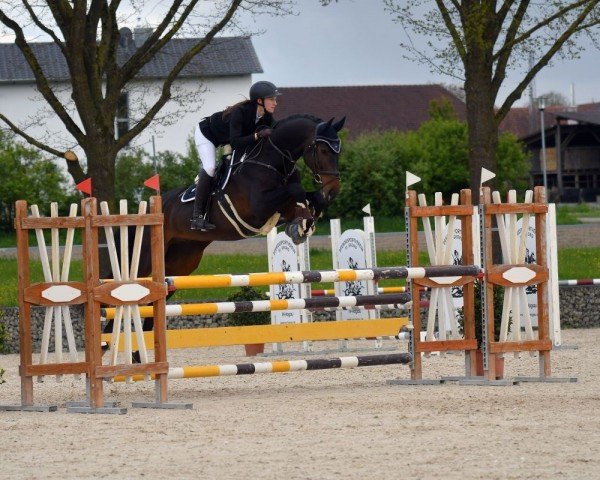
[242,129,341,186]
[304,137,341,185]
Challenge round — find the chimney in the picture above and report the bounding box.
[118,27,133,48]
[134,27,153,48]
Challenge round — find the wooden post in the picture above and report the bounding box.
[16,201,34,406]
[406,191,421,380]
[83,198,106,408]
[534,186,551,378]
[480,187,497,381]
[460,189,477,376]
[150,195,169,403]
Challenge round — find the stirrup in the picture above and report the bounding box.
[190,216,215,231]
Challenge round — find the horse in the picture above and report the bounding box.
[102,114,345,356]
[122,114,345,279]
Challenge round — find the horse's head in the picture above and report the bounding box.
[303,116,345,203]
[270,115,345,204]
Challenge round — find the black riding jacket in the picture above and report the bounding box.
[199,101,275,153]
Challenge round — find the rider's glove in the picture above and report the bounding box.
[256,128,273,139]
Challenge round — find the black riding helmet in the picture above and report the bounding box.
[250,81,281,102]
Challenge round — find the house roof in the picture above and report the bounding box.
[500,103,600,139]
[0,36,262,83]
[554,110,600,126]
[274,84,467,138]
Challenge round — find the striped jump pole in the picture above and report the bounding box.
[102,292,413,320]
[311,286,408,296]
[558,279,600,286]
[113,352,413,382]
[308,300,429,312]
[162,265,482,290]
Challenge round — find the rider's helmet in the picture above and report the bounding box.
[250,81,281,102]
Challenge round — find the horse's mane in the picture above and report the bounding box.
[274,114,323,128]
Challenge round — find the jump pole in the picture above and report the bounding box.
[112,352,413,383]
[162,265,482,290]
[102,292,413,319]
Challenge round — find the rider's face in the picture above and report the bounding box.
[262,96,277,114]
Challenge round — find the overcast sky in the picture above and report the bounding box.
[2,1,599,107]
[241,1,600,107]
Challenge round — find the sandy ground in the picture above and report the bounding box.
[0,328,598,480]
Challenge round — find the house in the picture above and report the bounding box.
[274,85,467,138]
[0,29,262,155]
[517,107,600,202]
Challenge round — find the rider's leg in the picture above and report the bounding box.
[191,125,216,231]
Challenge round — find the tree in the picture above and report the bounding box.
[326,100,529,219]
[0,1,290,205]
[0,131,75,230]
[531,91,570,108]
[384,1,600,196]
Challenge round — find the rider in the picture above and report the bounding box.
[190,80,281,231]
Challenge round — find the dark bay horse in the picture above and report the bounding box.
[102,115,345,354]
[140,114,345,279]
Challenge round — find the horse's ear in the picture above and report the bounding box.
[333,116,346,132]
[325,117,334,128]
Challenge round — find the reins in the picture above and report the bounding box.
[237,124,341,187]
[242,137,298,183]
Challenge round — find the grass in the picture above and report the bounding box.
[0,247,598,307]
[1,204,598,248]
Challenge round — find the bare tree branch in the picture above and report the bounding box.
[115,0,243,150]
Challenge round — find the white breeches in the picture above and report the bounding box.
[194,124,216,177]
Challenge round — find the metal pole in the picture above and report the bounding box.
[151,136,157,172]
[539,98,548,190]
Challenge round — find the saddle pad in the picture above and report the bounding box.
[179,153,237,204]
[180,185,196,203]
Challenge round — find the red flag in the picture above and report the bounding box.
[75,177,92,196]
[144,174,160,193]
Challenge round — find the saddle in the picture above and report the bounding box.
[180,153,239,203]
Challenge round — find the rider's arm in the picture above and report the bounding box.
[229,107,257,151]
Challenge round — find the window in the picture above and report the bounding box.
[578,174,594,189]
[562,175,576,188]
[116,93,129,142]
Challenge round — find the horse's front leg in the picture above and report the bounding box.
[255,183,315,245]
[281,183,316,245]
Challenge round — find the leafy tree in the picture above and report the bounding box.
[384,1,600,196]
[114,136,200,204]
[531,91,570,108]
[327,102,530,219]
[0,132,75,230]
[0,1,291,206]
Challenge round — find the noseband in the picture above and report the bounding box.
[305,138,341,185]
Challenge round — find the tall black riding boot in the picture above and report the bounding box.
[190,170,216,230]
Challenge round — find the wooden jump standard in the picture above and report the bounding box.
[0,197,191,414]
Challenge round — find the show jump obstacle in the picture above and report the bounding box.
[1,185,575,414]
[390,187,575,385]
[0,197,191,414]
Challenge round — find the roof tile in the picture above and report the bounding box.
[274,85,466,138]
[0,36,262,82]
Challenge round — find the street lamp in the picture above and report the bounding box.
[538,97,548,190]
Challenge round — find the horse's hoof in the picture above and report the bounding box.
[285,223,305,245]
